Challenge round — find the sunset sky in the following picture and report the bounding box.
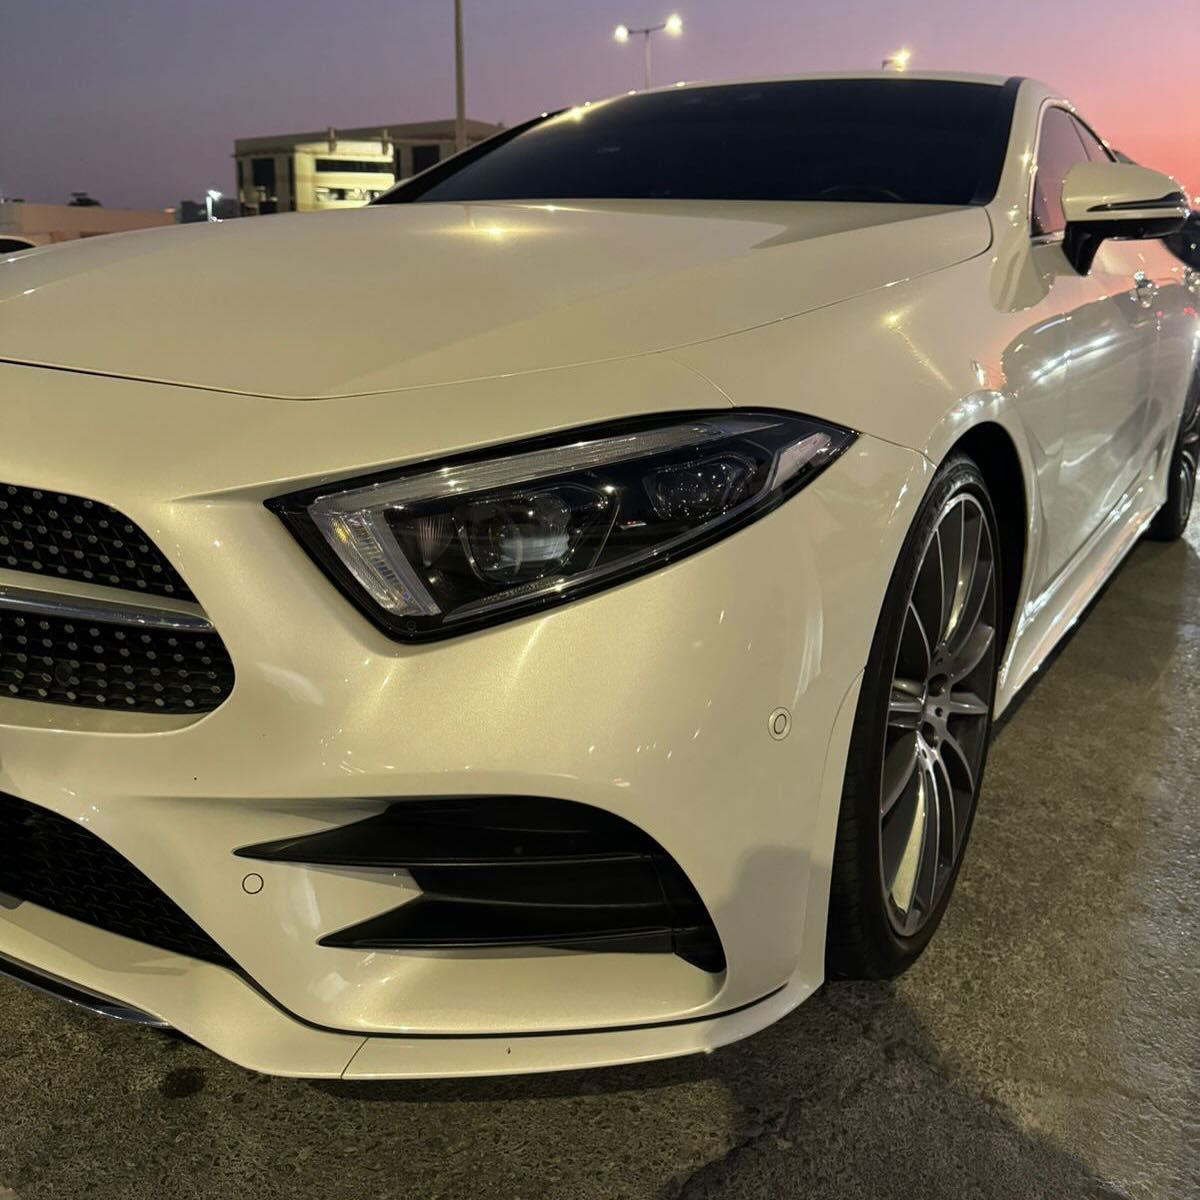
[3,0,1197,211]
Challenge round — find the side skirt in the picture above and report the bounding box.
[996,470,1162,714]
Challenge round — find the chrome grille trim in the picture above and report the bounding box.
[0,583,213,632]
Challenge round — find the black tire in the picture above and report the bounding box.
[826,454,1003,981]
[1146,375,1199,542]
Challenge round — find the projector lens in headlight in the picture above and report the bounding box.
[270,410,855,641]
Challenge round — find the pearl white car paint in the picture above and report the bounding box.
[0,72,1195,1077]
[1060,160,1186,227]
[0,201,987,399]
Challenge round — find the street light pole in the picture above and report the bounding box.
[613,14,683,90]
[454,0,467,153]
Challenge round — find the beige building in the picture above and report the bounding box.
[233,119,504,215]
[0,200,174,251]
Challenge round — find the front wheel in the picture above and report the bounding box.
[827,454,1002,980]
[1146,376,1199,543]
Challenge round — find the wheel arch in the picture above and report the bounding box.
[944,421,1028,649]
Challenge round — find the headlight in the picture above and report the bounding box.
[270,410,855,641]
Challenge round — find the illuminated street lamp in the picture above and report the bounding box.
[613,13,683,89]
[882,48,912,72]
[205,189,222,222]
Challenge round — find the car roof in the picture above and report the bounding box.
[630,70,1019,96]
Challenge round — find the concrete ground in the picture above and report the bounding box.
[1,519,1197,1200]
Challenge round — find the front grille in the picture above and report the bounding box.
[0,791,233,968]
[0,481,235,715]
[0,483,194,601]
[0,608,233,713]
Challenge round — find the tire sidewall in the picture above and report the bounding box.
[1149,372,1200,542]
[834,454,1003,978]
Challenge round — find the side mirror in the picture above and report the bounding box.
[1061,162,1188,274]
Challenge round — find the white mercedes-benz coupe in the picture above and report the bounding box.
[0,72,1195,1079]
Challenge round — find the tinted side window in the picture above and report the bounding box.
[1070,116,1113,163]
[1031,107,1090,236]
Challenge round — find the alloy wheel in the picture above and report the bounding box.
[879,491,998,937]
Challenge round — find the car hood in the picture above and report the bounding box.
[0,200,990,399]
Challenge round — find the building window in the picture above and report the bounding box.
[251,157,276,190]
[411,144,441,174]
[314,186,375,203]
[287,156,296,211]
[314,159,391,174]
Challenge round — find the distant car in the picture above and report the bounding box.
[0,72,1195,1080]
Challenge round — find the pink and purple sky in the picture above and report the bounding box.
[2,0,1196,211]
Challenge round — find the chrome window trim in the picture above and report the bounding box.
[1027,100,1077,239]
[1026,100,1113,241]
[1070,113,1116,164]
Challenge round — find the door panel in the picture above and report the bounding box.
[1008,239,1156,584]
[1145,240,1200,448]
[1002,243,1091,589]
[1017,106,1160,580]
[1054,238,1158,561]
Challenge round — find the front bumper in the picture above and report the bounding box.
[0,359,928,1076]
[0,910,825,1078]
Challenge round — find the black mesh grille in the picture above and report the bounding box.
[0,792,233,967]
[0,608,234,713]
[0,484,194,601]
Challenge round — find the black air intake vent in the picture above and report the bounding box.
[0,792,234,967]
[237,797,725,973]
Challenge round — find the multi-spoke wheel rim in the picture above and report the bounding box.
[880,492,998,937]
[1176,387,1199,527]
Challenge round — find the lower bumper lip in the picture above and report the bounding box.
[0,905,813,1079]
[0,946,170,1028]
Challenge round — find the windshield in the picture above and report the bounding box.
[379,78,1018,208]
